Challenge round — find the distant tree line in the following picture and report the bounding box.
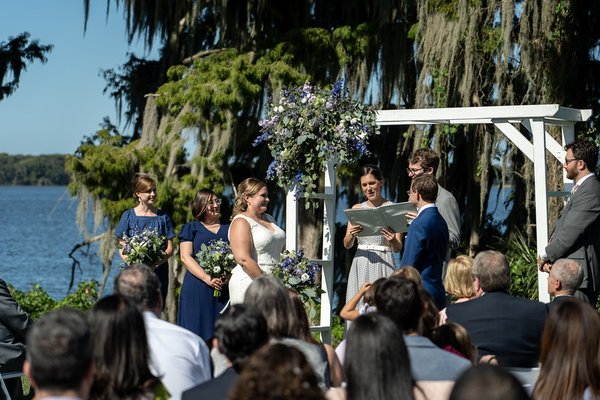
[0,153,69,185]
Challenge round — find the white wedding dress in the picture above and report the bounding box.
[228,214,286,304]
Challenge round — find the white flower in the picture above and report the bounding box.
[350,118,357,125]
[277,105,284,113]
[301,97,307,104]
[301,273,310,282]
[214,266,221,273]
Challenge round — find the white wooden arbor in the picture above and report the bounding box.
[286,104,592,340]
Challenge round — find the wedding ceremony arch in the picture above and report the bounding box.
[290,104,592,341]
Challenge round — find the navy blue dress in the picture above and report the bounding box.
[178,221,230,341]
[114,208,175,301]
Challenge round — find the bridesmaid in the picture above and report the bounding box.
[178,189,229,340]
[115,175,175,301]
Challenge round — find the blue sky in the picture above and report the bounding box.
[0,1,157,155]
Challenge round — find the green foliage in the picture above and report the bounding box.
[0,153,69,185]
[333,24,370,65]
[8,281,99,320]
[497,229,539,300]
[331,316,345,347]
[481,27,501,54]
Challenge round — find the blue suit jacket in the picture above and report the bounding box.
[400,206,449,309]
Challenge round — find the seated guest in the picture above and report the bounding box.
[429,322,477,364]
[449,365,530,400]
[244,276,330,388]
[182,304,269,400]
[88,294,168,400]
[24,308,94,400]
[228,343,325,400]
[439,255,476,324]
[547,258,583,308]
[288,289,344,387]
[446,250,547,367]
[114,264,211,398]
[375,276,471,381]
[0,277,32,399]
[339,313,441,400]
[532,299,600,400]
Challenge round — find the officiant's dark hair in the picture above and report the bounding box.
[359,164,383,181]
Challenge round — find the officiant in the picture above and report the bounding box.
[343,165,402,311]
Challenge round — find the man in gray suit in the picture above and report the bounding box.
[538,140,600,305]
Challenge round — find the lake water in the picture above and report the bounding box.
[0,186,119,299]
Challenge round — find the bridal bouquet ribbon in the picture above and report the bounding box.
[195,239,236,297]
[120,227,166,267]
[254,80,379,207]
[272,249,323,316]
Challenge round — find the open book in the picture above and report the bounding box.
[344,202,417,236]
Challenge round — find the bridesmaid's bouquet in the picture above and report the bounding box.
[195,239,236,297]
[273,249,323,311]
[120,227,166,268]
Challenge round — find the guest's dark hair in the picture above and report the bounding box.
[472,250,510,292]
[345,314,415,400]
[566,140,598,172]
[410,174,438,203]
[374,277,423,333]
[533,298,600,400]
[26,308,93,392]
[429,322,476,364]
[244,275,295,338]
[359,164,383,181]
[214,304,269,372]
[450,365,529,400]
[191,188,219,220]
[88,294,161,400]
[114,264,162,310]
[287,289,318,344]
[228,343,325,400]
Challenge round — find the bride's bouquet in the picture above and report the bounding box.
[272,249,323,310]
[120,227,166,268]
[195,239,236,297]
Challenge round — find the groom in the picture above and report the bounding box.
[400,174,449,309]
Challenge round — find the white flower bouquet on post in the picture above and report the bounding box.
[254,80,379,207]
[195,238,236,297]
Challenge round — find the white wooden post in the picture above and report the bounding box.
[285,161,335,343]
[530,118,550,303]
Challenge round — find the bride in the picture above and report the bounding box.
[228,178,286,304]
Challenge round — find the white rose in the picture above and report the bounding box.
[301,273,310,282]
[214,266,221,273]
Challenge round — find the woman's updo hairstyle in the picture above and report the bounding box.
[232,178,267,217]
[359,164,383,181]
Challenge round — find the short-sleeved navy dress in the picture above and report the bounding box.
[114,208,175,301]
[177,220,230,341]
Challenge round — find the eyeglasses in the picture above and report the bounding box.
[406,167,424,175]
[208,198,222,206]
[563,158,579,166]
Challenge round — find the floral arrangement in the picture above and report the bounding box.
[120,227,166,267]
[272,249,323,311]
[254,80,379,205]
[195,239,236,297]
